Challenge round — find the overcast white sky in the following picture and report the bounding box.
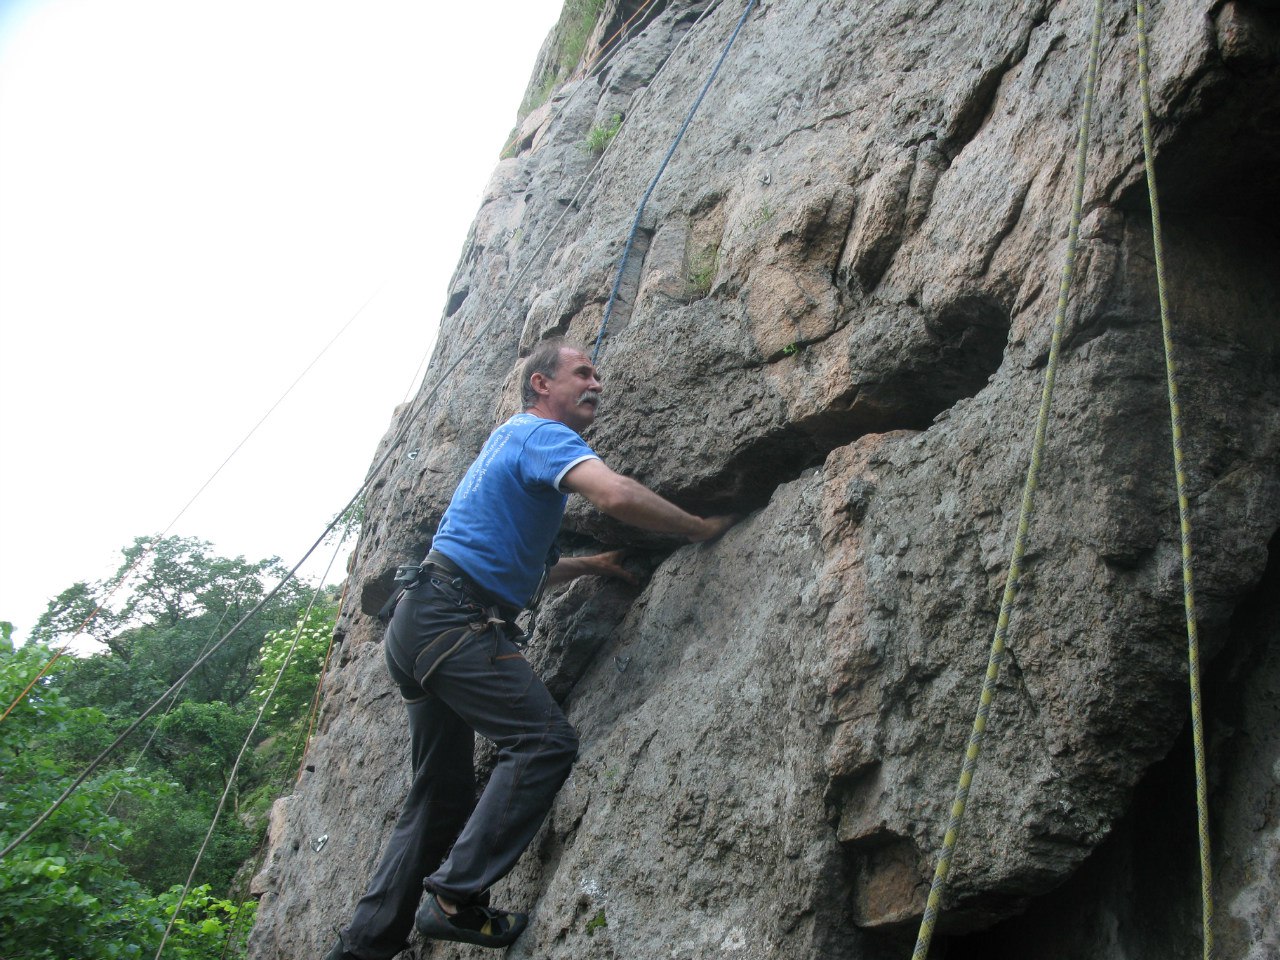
[0,0,565,643]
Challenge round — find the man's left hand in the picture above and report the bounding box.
[547,550,640,588]
[585,550,639,585]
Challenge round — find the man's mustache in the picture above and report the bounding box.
[577,390,601,407]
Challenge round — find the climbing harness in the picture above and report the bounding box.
[377,547,542,631]
[375,562,432,622]
[910,2,1215,959]
[378,543,564,679]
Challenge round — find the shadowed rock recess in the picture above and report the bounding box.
[249,1,1280,958]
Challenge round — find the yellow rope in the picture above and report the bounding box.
[909,2,1105,957]
[1134,2,1214,956]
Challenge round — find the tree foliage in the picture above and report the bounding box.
[251,602,335,734]
[2,536,340,958]
[0,635,254,958]
[35,536,312,709]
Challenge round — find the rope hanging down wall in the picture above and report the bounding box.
[909,3,1215,959]
[1135,0,1214,953]
[908,1,1105,952]
[592,0,759,364]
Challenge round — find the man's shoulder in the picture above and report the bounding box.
[499,411,557,432]
[486,412,546,445]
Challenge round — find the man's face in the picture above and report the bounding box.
[540,348,602,433]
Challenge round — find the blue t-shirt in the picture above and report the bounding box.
[431,413,600,608]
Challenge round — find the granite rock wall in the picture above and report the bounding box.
[248,1,1280,957]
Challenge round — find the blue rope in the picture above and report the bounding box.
[591,0,759,363]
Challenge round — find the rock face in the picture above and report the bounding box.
[248,1,1280,958]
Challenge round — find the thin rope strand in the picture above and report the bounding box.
[1134,2,1214,956]
[909,2,1105,957]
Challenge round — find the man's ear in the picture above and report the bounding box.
[528,371,553,398]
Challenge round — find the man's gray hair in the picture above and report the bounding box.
[520,338,572,408]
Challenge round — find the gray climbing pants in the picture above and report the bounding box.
[341,568,578,959]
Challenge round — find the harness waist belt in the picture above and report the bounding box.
[424,551,520,620]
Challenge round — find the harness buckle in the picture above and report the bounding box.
[393,563,425,589]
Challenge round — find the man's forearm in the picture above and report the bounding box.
[546,555,604,587]
[563,459,737,542]
[546,550,636,588]
[591,473,713,538]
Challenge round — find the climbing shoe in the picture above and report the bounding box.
[415,894,528,948]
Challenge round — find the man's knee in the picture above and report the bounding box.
[547,718,579,772]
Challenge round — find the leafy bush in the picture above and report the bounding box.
[2,537,340,957]
[251,602,336,735]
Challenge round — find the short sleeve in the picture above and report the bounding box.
[521,422,600,492]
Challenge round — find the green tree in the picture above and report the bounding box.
[6,535,340,951]
[35,536,312,711]
[251,600,337,737]
[0,636,249,959]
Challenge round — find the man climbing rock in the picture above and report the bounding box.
[328,339,736,958]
